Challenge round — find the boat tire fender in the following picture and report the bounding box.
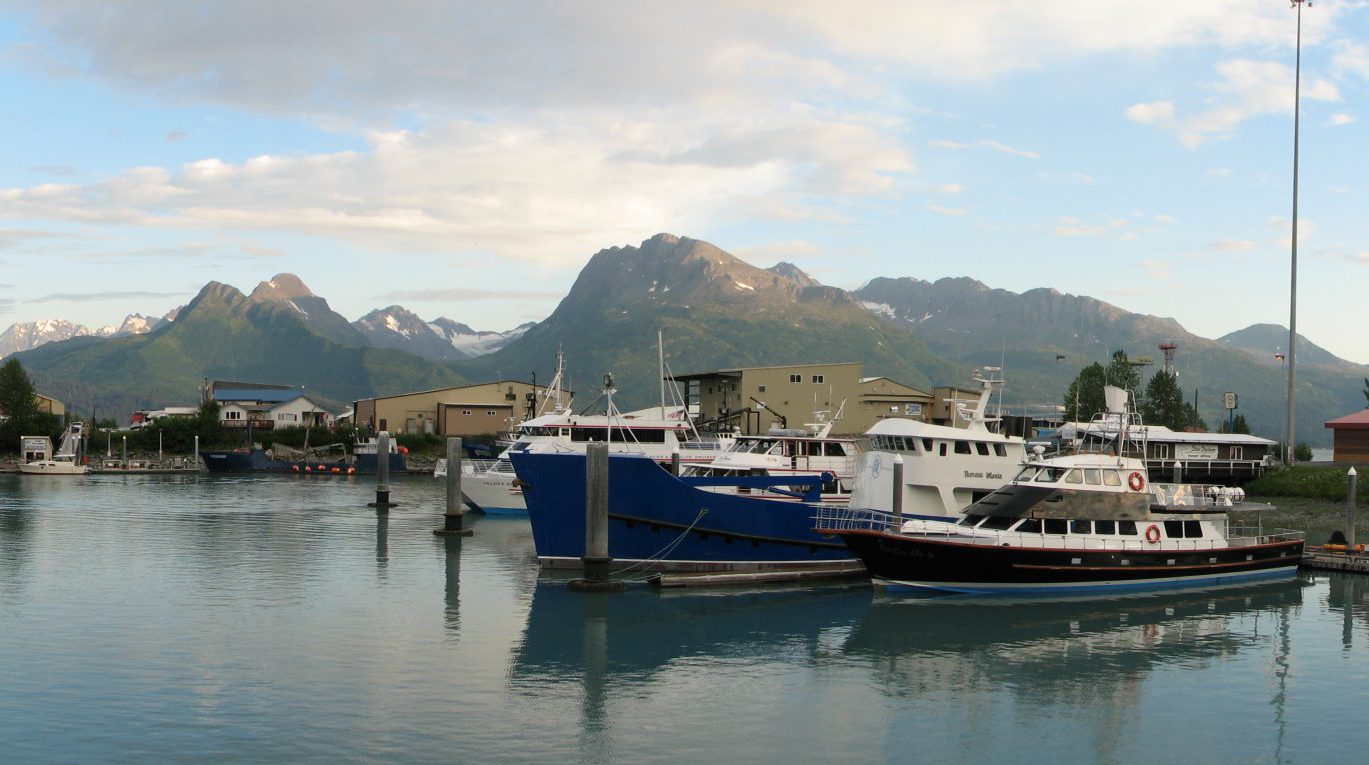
[1128,472,1145,492]
[1145,524,1161,543]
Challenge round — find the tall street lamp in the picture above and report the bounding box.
[1284,0,1310,466]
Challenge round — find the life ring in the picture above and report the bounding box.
[1145,524,1161,543]
[1128,472,1145,492]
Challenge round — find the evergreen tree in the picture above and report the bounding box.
[1182,402,1207,431]
[1062,362,1107,421]
[0,358,41,449]
[1218,414,1250,434]
[1141,370,1187,430]
[1103,350,1141,392]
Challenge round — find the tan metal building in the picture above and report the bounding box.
[353,380,569,437]
[669,362,943,436]
[35,394,65,418]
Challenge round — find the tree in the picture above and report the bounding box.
[1219,414,1251,434]
[1063,362,1107,421]
[0,358,39,431]
[1141,371,1186,430]
[1063,350,1141,422]
[1182,402,1207,431]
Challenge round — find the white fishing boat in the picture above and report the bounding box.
[19,422,92,475]
[848,368,1026,516]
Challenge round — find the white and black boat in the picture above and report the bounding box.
[818,386,1304,595]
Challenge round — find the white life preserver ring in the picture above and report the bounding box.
[1128,471,1145,492]
[1145,524,1161,543]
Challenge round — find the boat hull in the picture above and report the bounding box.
[510,451,859,573]
[18,461,90,475]
[199,449,401,474]
[837,530,1303,595]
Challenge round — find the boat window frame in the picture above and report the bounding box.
[1102,471,1122,487]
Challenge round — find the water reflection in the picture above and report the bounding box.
[0,475,34,599]
[842,581,1304,702]
[441,535,462,634]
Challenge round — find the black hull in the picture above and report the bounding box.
[837,531,1304,594]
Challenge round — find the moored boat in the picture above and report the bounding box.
[19,423,91,475]
[819,386,1304,595]
[511,450,860,574]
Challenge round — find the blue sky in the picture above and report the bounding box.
[1,1,1367,363]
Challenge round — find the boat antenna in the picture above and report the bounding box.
[1284,0,1310,466]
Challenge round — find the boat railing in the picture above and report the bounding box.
[812,505,902,533]
[459,459,501,475]
[1149,483,1246,507]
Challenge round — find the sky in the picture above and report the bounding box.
[1,1,1367,363]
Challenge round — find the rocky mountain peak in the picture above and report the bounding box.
[249,273,316,302]
[767,262,820,287]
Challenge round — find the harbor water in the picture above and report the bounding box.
[4,473,1369,764]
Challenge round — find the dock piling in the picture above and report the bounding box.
[1173,461,1182,483]
[434,437,473,536]
[892,454,905,521]
[368,431,396,511]
[1348,467,1359,552]
[670,448,680,477]
[570,443,625,592]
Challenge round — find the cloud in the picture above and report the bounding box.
[1329,113,1355,126]
[1154,214,1176,224]
[935,183,964,195]
[927,205,967,217]
[1127,59,1339,148]
[26,289,186,304]
[1211,240,1256,252]
[1328,251,1369,266]
[1053,215,1128,238]
[378,287,563,302]
[930,139,1039,159]
[241,244,286,258]
[1140,259,1171,281]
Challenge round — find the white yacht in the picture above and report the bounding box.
[848,368,1026,516]
[682,406,860,502]
[19,422,92,475]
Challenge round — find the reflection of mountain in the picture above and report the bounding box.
[842,581,1305,704]
[510,583,869,688]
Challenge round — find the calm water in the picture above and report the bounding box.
[3,473,1369,764]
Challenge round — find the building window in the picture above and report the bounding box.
[789,374,801,383]
[758,385,766,393]
[811,375,824,384]
[1231,446,1244,460]
[462,409,472,416]
[486,410,496,416]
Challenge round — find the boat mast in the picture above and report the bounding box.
[1285,0,1308,466]
[658,328,666,420]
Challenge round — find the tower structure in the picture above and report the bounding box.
[1159,342,1178,376]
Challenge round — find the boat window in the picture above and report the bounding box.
[958,514,986,527]
[1102,471,1122,487]
[1070,519,1092,534]
[980,516,1017,531]
[994,444,1007,457]
[922,439,933,452]
[1017,518,1042,533]
[1183,520,1203,538]
[939,443,947,457]
[1163,521,1182,539]
[824,442,846,456]
[975,442,989,456]
[954,441,972,455]
[1043,518,1068,534]
[1064,470,1083,484]
[1095,520,1116,535]
[1034,468,1066,483]
[1118,521,1138,536]
[560,428,570,437]
[1014,467,1038,482]
[1084,469,1101,485]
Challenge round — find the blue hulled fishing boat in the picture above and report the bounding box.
[509,450,860,574]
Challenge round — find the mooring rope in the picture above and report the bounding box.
[610,508,710,581]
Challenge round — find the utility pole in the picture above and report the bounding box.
[1285,0,1309,465]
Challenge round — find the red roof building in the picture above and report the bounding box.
[1324,409,1369,464]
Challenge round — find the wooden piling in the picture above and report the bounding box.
[670,448,680,477]
[892,454,904,521]
[570,443,625,592]
[434,437,473,536]
[368,431,396,511]
[1348,467,1359,551]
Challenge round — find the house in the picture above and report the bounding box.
[1325,409,1369,465]
[209,382,334,430]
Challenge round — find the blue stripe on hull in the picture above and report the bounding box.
[511,451,855,566]
[877,564,1299,596]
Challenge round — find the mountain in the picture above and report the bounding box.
[455,233,951,412]
[13,276,467,420]
[0,314,168,359]
[855,277,1367,445]
[353,307,531,361]
[1217,324,1350,370]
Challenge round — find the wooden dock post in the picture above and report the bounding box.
[434,437,473,536]
[670,447,680,477]
[570,443,626,592]
[194,435,200,469]
[122,436,127,469]
[892,454,905,521]
[1173,461,1182,483]
[1348,467,1359,551]
[368,432,396,511]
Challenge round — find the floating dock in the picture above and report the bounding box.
[1301,547,1369,574]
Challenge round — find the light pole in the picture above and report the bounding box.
[1285,0,1309,466]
